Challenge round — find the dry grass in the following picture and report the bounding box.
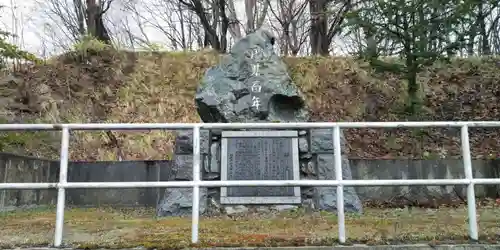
[1,48,500,160]
[1,206,499,249]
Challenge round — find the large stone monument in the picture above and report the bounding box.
[156,29,363,216]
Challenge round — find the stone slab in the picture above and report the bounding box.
[220,130,300,204]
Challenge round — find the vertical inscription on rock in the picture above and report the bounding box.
[220,131,301,204]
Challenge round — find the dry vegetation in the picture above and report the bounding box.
[0,205,499,249]
[1,46,500,161]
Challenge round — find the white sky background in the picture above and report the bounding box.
[0,0,349,57]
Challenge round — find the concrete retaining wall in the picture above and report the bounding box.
[0,152,172,210]
[1,152,499,210]
[350,158,500,202]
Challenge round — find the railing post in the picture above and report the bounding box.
[54,126,70,247]
[461,125,478,241]
[333,126,346,243]
[191,125,201,244]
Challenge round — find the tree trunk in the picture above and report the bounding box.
[85,0,111,44]
[478,2,490,55]
[178,1,187,48]
[179,0,225,52]
[74,0,86,36]
[309,0,329,55]
[218,0,230,53]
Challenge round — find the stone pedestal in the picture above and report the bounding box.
[156,128,363,216]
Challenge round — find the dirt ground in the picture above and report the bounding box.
[1,206,499,249]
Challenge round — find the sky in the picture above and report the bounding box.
[0,0,348,57]
[0,0,35,51]
[0,0,252,56]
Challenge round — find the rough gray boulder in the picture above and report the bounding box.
[156,130,210,217]
[157,188,208,217]
[195,29,309,123]
[311,129,363,213]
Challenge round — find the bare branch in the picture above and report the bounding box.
[267,0,310,55]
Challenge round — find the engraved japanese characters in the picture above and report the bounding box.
[220,131,300,204]
[194,28,309,123]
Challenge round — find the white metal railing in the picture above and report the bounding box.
[1,121,500,247]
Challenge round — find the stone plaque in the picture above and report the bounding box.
[220,131,300,204]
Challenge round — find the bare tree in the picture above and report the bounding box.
[244,0,270,34]
[340,0,400,58]
[85,0,113,43]
[36,0,114,45]
[220,0,270,41]
[116,0,157,48]
[309,0,353,55]
[177,0,270,52]
[491,10,500,54]
[116,0,205,50]
[267,0,309,55]
[226,0,243,39]
[109,15,140,48]
[175,0,225,52]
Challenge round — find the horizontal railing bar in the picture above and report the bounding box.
[4,178,500,190]
[470,178,500,185]
[0,183,59,189]
[0,124,63,131]
[3,179,500,190]
[201,121,500,129]
[343,179,469,186]
[0,123,197,131]
[2,121,500,131]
